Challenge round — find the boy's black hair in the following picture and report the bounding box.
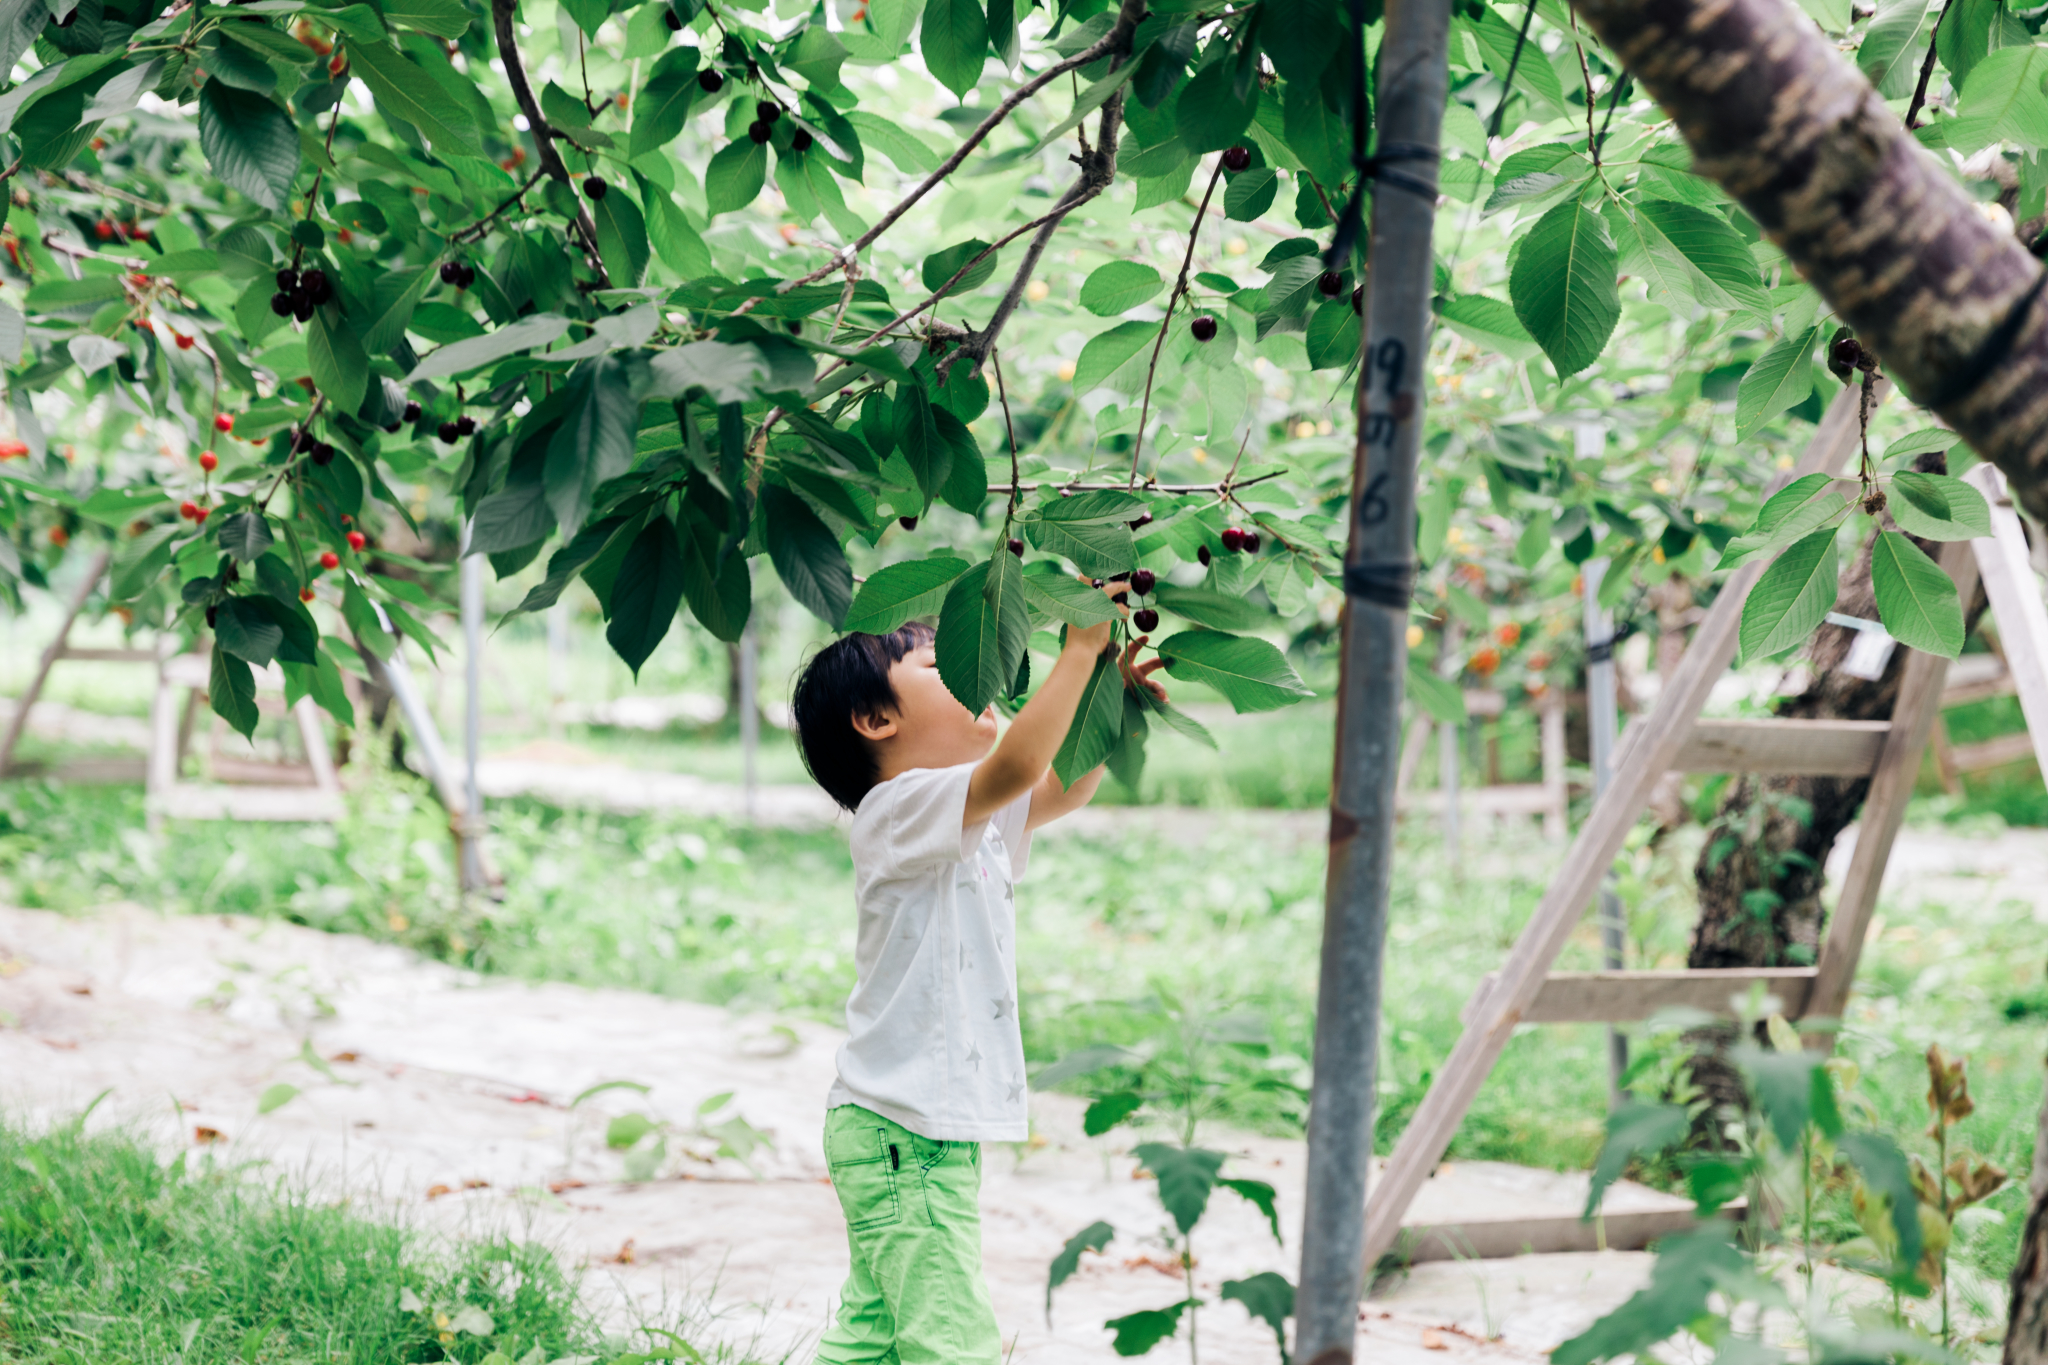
[791,622,936,812]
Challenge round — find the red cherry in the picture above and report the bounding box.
[319,550,340,570]
[94,219,114,240]
[178,500,199,520]
[175,332,195,350]
[193,507,209,523]
[1133,607,1160,633]
[1221,527,1247,552]
[213,414,234,433]
[1007,538,1025,558]
[300,587,316,602]
[1190,315,1218,342]
[1130,569,1156,595]
[1243,531,1262,554]
[198,450,217,472]
[1197,545,1212,567]
[1222,146,1251,172]
[346,530,367,552]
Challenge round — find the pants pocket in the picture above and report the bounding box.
[827,1125,899,1233]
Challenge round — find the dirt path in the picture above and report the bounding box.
[0,902,1650,1364]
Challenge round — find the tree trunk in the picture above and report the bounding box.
[2007,1069,2048,1365]
[1682,452,1987,1111]
[1569,0,2048,523]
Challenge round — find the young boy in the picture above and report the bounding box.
[790,601,1163,1364]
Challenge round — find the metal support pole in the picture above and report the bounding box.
[1296,0,1451,1354]
[1582,534,1629,1107]
[738,618,759,825]
[1438,627,1461,865]
[460,523,485,893]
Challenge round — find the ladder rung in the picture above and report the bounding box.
[1516,968,1819,1023]
[1674,718,1890,776]
[56,647,158,663]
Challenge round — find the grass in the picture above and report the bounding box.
[0,1117,622,1364]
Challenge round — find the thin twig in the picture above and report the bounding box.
[57,168,161,213]
[992,348,1022,523]
[1905,0,1958,130]
[1128,158,1226,485]
[1569,12,1600,166]
[453,168,550,244]
[257,395,329,512]
[754,11,1141,304]
[989,470,1284,495]
[490,0,608,285]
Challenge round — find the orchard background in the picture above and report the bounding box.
[1,0,2047,1357]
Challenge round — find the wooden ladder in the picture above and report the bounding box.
[1362,384,2048,1268]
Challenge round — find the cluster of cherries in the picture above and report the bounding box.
[1194,527,1260,566]
[437,414,478,444]
[268,267,333,322]
[439,259,478,289]
[1124,569,1160,633]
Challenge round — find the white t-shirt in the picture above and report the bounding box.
[826,762,1033,1142]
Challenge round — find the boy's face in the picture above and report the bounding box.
[861,644,999,774]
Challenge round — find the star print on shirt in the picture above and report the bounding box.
[959,943,974,970]
[1005,1079,1024,1103]
[991,993,1015,1021]
[965,1042,984,1071]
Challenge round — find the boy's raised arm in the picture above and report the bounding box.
[962,610,1114,827]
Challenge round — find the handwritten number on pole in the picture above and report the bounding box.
[1374,338,1406,399]
[1358,473,1390,525]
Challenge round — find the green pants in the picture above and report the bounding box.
[815,1104,1002,1365]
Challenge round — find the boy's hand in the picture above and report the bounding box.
[1120,636,1169,703]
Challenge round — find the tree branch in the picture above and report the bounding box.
[1904,0,1957,130]
[490,0,608,287]
[453,168,550,245]
[1128,157,1226,484]
[762,0,1149,302]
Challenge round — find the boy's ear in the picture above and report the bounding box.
[850,707,898,743]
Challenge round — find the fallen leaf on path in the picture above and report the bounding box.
[425,1184,453,1200]
[610,1238,636,1264]
[504,1090,554,1105]
[193,1126,226,1145]
[39,1037,77,1050]
[64,983,90,995]
[1421,1329,1449,1350]
[329,1050,360,1062]
[548,1179,587,1194]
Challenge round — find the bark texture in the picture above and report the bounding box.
[1570,0,2048,522]
[1684,453,1986,1111]
[2009,1067,2048,1365]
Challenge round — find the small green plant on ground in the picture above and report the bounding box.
[1560,1013,2011,1364]
[0,1111,645,1364]
[1041,989,1298,1361]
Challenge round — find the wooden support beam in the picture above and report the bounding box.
[1802,539,1976,1046]
[0,548,112,777]
[1966,464,2048,782]
[55,646,161,663]
[1361,381,1881,1271]
[1947,731,2037,774]
[1672,718,1890,776]
[1497,967,1818,1024]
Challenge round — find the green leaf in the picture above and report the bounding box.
[893,382,944,499]
[1838,1131,1925,1277]
[845,110,941,172]
[678,508,752,642]
[1949,42,2048,151]
[763,484,853,627]
[1871,530,1964,657]
[1051,652,1126,786]
[1859,0,1937,98]
[1888,470,1992,540]
[1072,320,1157,394]
[628,50,702,159]
[1224,167,1279,221]
[605,517,686,678]
[1105,1302,1195,1357]
[705,137,769,216]
[1023,572,1121,626]
[1082,1092,1144,1137]
[1406,660,1466,724]
[1735,326,1819,441]
[1154,630,1313,712]
[1305,298,1361,369]
[1079,261,1163,316]
[1583,1101,1689,1218]
[216,511,274,563]
[638,173,713,277]
[406,313,571,382]
[345,37,482,156]
[1881,427,1958,462]
[1438,294,1540,361]
[1718,473,1848,567]
[922,238,998,295]
[934,550,1030,716]
[935,408,987,513]
[198,83,300,212]
[1131,1143,1224,1234]
[209,647,260,741]
[1047,1220,1115,1316]
[1021,513,1135,579]
[1218,1178,1282,1243]
[545,356,638,535]
[921,0,988,99]
[256,1082,300,1114]
[1509,201,1619,377]
[844,556,970,634]
[1638,201,1768,311]
[1552,1229,1747,1365]
[215,597,284,666]
[1739,528,1839,660]
[362,267,432,356]
[591,185,651,288]
[1150,582,1263,631]
[383,0,471,36]
[1174,57,1258,152]
[307,308,370,415]
[1220,1273,1293,1360]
